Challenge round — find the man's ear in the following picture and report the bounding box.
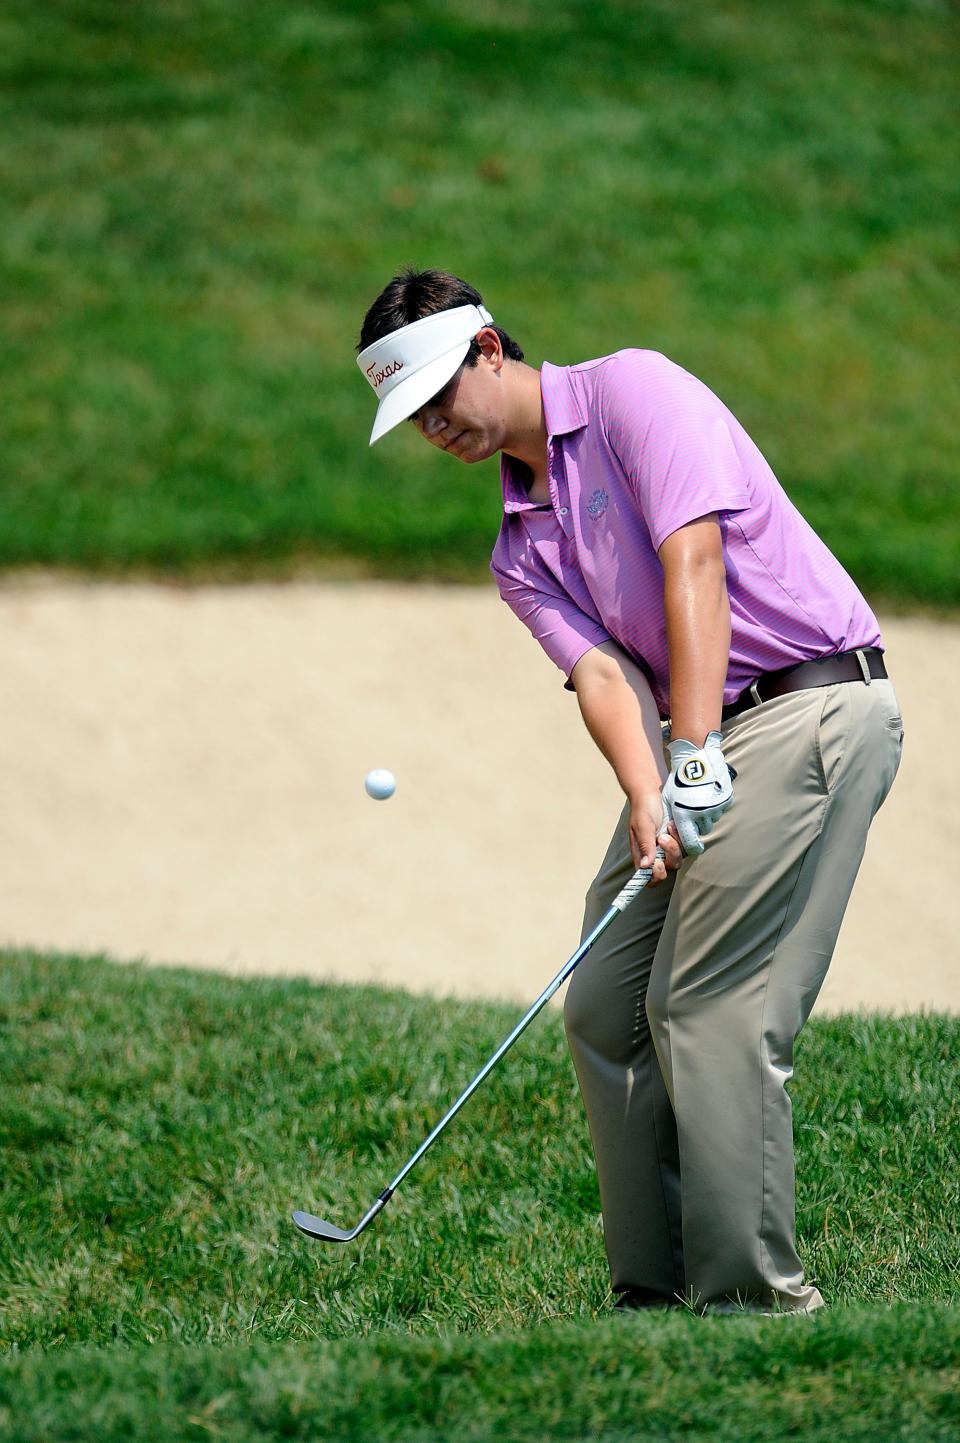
[476,327,504,371]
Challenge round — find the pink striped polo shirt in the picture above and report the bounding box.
[491,350,882,716]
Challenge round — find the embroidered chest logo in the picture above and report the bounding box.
[586,487,609,519]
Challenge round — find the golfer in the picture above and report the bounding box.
[356,268,903,1314]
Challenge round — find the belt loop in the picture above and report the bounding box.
[855,648,872,685]
[749,680,762,706]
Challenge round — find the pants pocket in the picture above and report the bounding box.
[814,685,850,794]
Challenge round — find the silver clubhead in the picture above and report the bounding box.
[292,1191,391,1243]
[292,1210,361,1242]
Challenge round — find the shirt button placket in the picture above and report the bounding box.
[550,449,574,537]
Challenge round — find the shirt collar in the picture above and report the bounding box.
[500,363,589,512]
[540,361,589,438]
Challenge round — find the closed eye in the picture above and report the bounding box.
[408,370,460,423]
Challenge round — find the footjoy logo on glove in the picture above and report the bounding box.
[680,759,707,783]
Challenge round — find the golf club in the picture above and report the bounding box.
[292,846,665,1243]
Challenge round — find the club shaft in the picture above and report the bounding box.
[295,852,662,1240]
[383,898,623,1197]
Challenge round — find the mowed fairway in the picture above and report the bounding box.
[2,0,959,1436]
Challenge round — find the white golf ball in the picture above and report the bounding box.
[364,768,396,801]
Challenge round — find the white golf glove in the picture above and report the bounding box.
[662,731,736,857]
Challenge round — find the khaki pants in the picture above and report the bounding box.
[564,678,903,1311]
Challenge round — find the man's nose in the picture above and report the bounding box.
[422,410,447,439]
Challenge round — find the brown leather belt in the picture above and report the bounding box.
[722,647,888,723]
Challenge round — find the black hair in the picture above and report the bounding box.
[358,267,524,367]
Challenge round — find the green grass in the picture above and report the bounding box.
[0,950,958,1438]
[1,0,958,603]
[2,1309,959,1442]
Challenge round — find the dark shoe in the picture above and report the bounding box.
[613,1287,683,1313]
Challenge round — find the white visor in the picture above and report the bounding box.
[357,303,494,445]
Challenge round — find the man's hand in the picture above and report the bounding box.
[662,731,735,856]
[627,791,683,885]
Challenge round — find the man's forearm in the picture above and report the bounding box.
[571,643,666,798]
[659,516,730,744]
[571,644,684,877]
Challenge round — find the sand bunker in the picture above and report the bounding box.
[2,579,956,1014]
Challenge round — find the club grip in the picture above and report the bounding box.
[611,846,665,912]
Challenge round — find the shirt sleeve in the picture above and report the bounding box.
[600,351,751,552]
[491,554,612,683]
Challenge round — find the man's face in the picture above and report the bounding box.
[407,344,505,464]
